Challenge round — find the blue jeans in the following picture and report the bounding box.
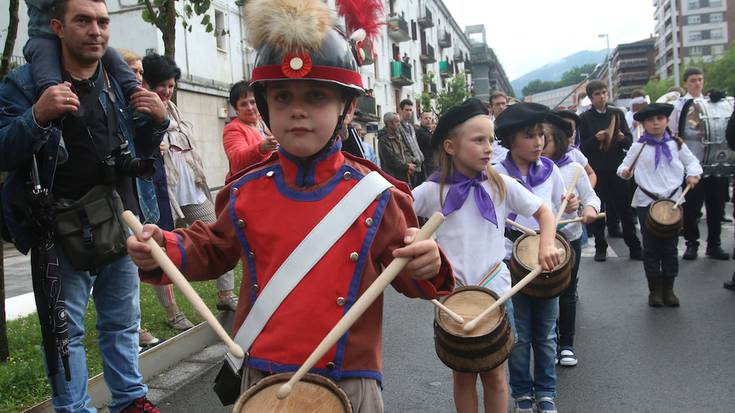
[508,294,559,400]
[45,251,147,413]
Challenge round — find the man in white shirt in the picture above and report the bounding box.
[670,68,730,261]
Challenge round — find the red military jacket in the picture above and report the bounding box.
[145,142,454,385]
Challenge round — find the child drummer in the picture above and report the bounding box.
[617,103,701,307]
[494,103,579,413]
[541,119,601,368]
[126,0,454,411]
[412,99,560,413]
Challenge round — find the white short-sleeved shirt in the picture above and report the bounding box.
[567,147,588,167]
[617,140,703,207]
[491,140,509,165]
[412,175,542,294]
[557,162,601,241]
[494,159,566,256]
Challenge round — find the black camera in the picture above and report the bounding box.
[100,143,155,183]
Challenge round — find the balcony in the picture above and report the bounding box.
[418,7,434,29]
[390,61,413,86]
[355,95,378,120]
[618,58,649,69]
[420,44,436,64]
[387,14,410,42]
[453,51,464,62]
[439,60,453,78]
[464,60,473,74]
[438,31,452,48]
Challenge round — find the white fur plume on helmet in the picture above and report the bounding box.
[245,0,334,53]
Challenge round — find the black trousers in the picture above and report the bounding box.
[558,238,582,348]
[636,207,679,279]
[682,175,728,246]
[591,175,641,252]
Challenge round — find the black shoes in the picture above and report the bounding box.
[661,278,680,307]
[647,278,663,307]
[630,248,643,260]
[705,245,730,260]
[724,273,735,291]
[594,249,607,262]
[683,242,699,260]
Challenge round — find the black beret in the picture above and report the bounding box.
[431,98,489,149]
[555,109,580,125]
[633,102,674,122]
[494,102,551,145]
[546,112,574,138]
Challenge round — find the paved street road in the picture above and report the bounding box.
[158,232,735,412]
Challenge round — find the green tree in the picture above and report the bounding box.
[643,77,675,102]
[702,44,735,94]
[420,72,436,113]
[0,172,6,362]
[522,64,598,96]
[435,72,470,115]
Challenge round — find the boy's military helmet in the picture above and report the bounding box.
[245,0,365,127]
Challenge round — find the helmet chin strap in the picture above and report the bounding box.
[319,94,356,156]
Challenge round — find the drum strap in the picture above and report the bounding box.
[478,262,503,288]
[225,171,393,371]
[639,185,679,202]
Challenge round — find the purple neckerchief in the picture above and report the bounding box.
[501,156,554,192]
[428,171,498,227]
[638,132,673,168]
[555,154,573,168]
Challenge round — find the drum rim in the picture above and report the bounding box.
[435,286,505,338]
[648,199,683,226]
[233,372,353,413]
[511,233,572,273]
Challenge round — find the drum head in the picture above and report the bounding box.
[438,287,501,338]
[514,234,568,272]
[649,200,681,225]
[234,373,352,413]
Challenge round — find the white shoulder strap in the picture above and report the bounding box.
[225,171,393,370]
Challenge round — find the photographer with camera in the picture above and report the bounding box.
[0,0,168,411]
[142,54,239,314]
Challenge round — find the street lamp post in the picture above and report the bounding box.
[599,33,613,101]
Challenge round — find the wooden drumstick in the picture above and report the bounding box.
[555,166,583,224]
[463,266,543,333]
[672,184,692,210]
[276,213,445,400]
[505,218,537,235]
[431,299,465,324]
[556,212,606,226]
[121,211,245,359]
[628,143,647,175]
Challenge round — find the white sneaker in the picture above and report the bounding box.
[559,348,578,367]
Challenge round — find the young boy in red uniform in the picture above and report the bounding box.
[126,0,454,411]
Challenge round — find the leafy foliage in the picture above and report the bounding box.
[522,63,597,96]
[436,72,470,115]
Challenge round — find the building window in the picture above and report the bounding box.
[710,12,723,22]
[712,44,724,54]
[711,28,723,39]
[215,10,226,51]
[689,46,703,56]
[688,15,701,24]
[709,0,722,6]
[689,31,702,41]
[688,0,699,9]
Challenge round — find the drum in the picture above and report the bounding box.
[679,97,735,177]
[645,199,683,239]
[232,372,352,413]
[509,233,573,299]
[433,286,514,373]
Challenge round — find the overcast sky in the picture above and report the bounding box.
[442,0,657,80]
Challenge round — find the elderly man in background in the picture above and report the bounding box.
[378,112,414,184]
[398,99,425,186]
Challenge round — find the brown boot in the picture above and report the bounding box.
[662,278,680,307]
[647,278,663,307]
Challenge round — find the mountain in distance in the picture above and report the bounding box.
[511,49,608,97]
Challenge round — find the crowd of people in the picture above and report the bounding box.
[1,0,734,412]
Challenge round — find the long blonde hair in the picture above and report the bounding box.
[435,115,506,206]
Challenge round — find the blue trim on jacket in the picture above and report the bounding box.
[245,356,384,387]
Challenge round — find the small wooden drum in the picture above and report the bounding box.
[433,286,514,372]
[646,199,683,239]
[509,233,573,299]
[232,372,352,413]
